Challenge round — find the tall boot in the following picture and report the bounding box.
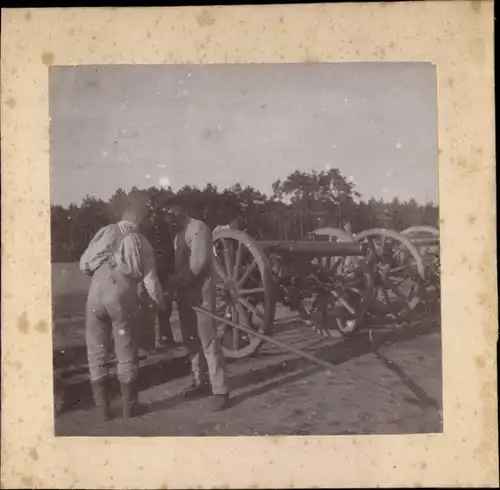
[90,379,111,422]
[120,380,143,419]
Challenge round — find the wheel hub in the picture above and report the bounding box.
[220,281,240,305]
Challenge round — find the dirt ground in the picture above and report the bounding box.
[52,262,442,437]
[54,317,442,437]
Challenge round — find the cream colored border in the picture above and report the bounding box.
[1,2,497,488]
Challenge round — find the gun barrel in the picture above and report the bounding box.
[258,240,366,257]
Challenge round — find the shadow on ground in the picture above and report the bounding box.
[56,356,192,414]
[226,314,441,411]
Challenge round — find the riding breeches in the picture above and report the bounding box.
[85,263,141,384]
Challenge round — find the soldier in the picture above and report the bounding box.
[161,200,230,411]
[79,194,165,420]
[148,207,179,350]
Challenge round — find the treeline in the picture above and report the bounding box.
[51,168,439,262]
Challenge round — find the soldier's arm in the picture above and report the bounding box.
[188,221,212,277]
[79,225,115,275]
[122,234,165,309]
[169,221,212,288]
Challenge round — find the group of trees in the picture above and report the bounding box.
[51,168,439,262]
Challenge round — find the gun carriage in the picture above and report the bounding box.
[195,225,440,365]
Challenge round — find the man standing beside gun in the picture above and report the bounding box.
[160,199,230,411]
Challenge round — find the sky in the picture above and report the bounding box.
[49,62,438,207]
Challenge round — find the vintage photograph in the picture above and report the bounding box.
[50,62,442,437]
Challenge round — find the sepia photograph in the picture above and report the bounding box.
[2,3,496,488]
[50,62,442,437]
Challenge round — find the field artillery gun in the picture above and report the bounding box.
[310,225,440,328]
[206,228,374,360]
[203,224,440,363]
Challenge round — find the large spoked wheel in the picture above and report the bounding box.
[309,227,373,336]
[355,228,426,324]
[212,229,276,359]
[402,226,440,298]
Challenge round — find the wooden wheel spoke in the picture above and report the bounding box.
[239,287,265,296]
[230,306,240,350]
[232,327,240,350]
[329,289,356,316]
[238,297,265,322]
[367,237,381,261]
[213,250,230,281]
[389,265,407,275]
[379,235,387,255]
[222,239,234,278]
[233,242,244,280]
[237,259,258,288]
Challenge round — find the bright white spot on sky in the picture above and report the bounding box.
[332,145,337,149]
[325,163,331,170]
[146,174,152,179]
[157,163,167,168]
[396,142,402,149]
[159,176,171,188]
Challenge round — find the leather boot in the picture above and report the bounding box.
[120,381,144,419]
[90,379,111,422]
[181,382,211,399]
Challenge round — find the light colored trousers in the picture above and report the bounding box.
[85,262,141,384]
[177,275,228,395]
